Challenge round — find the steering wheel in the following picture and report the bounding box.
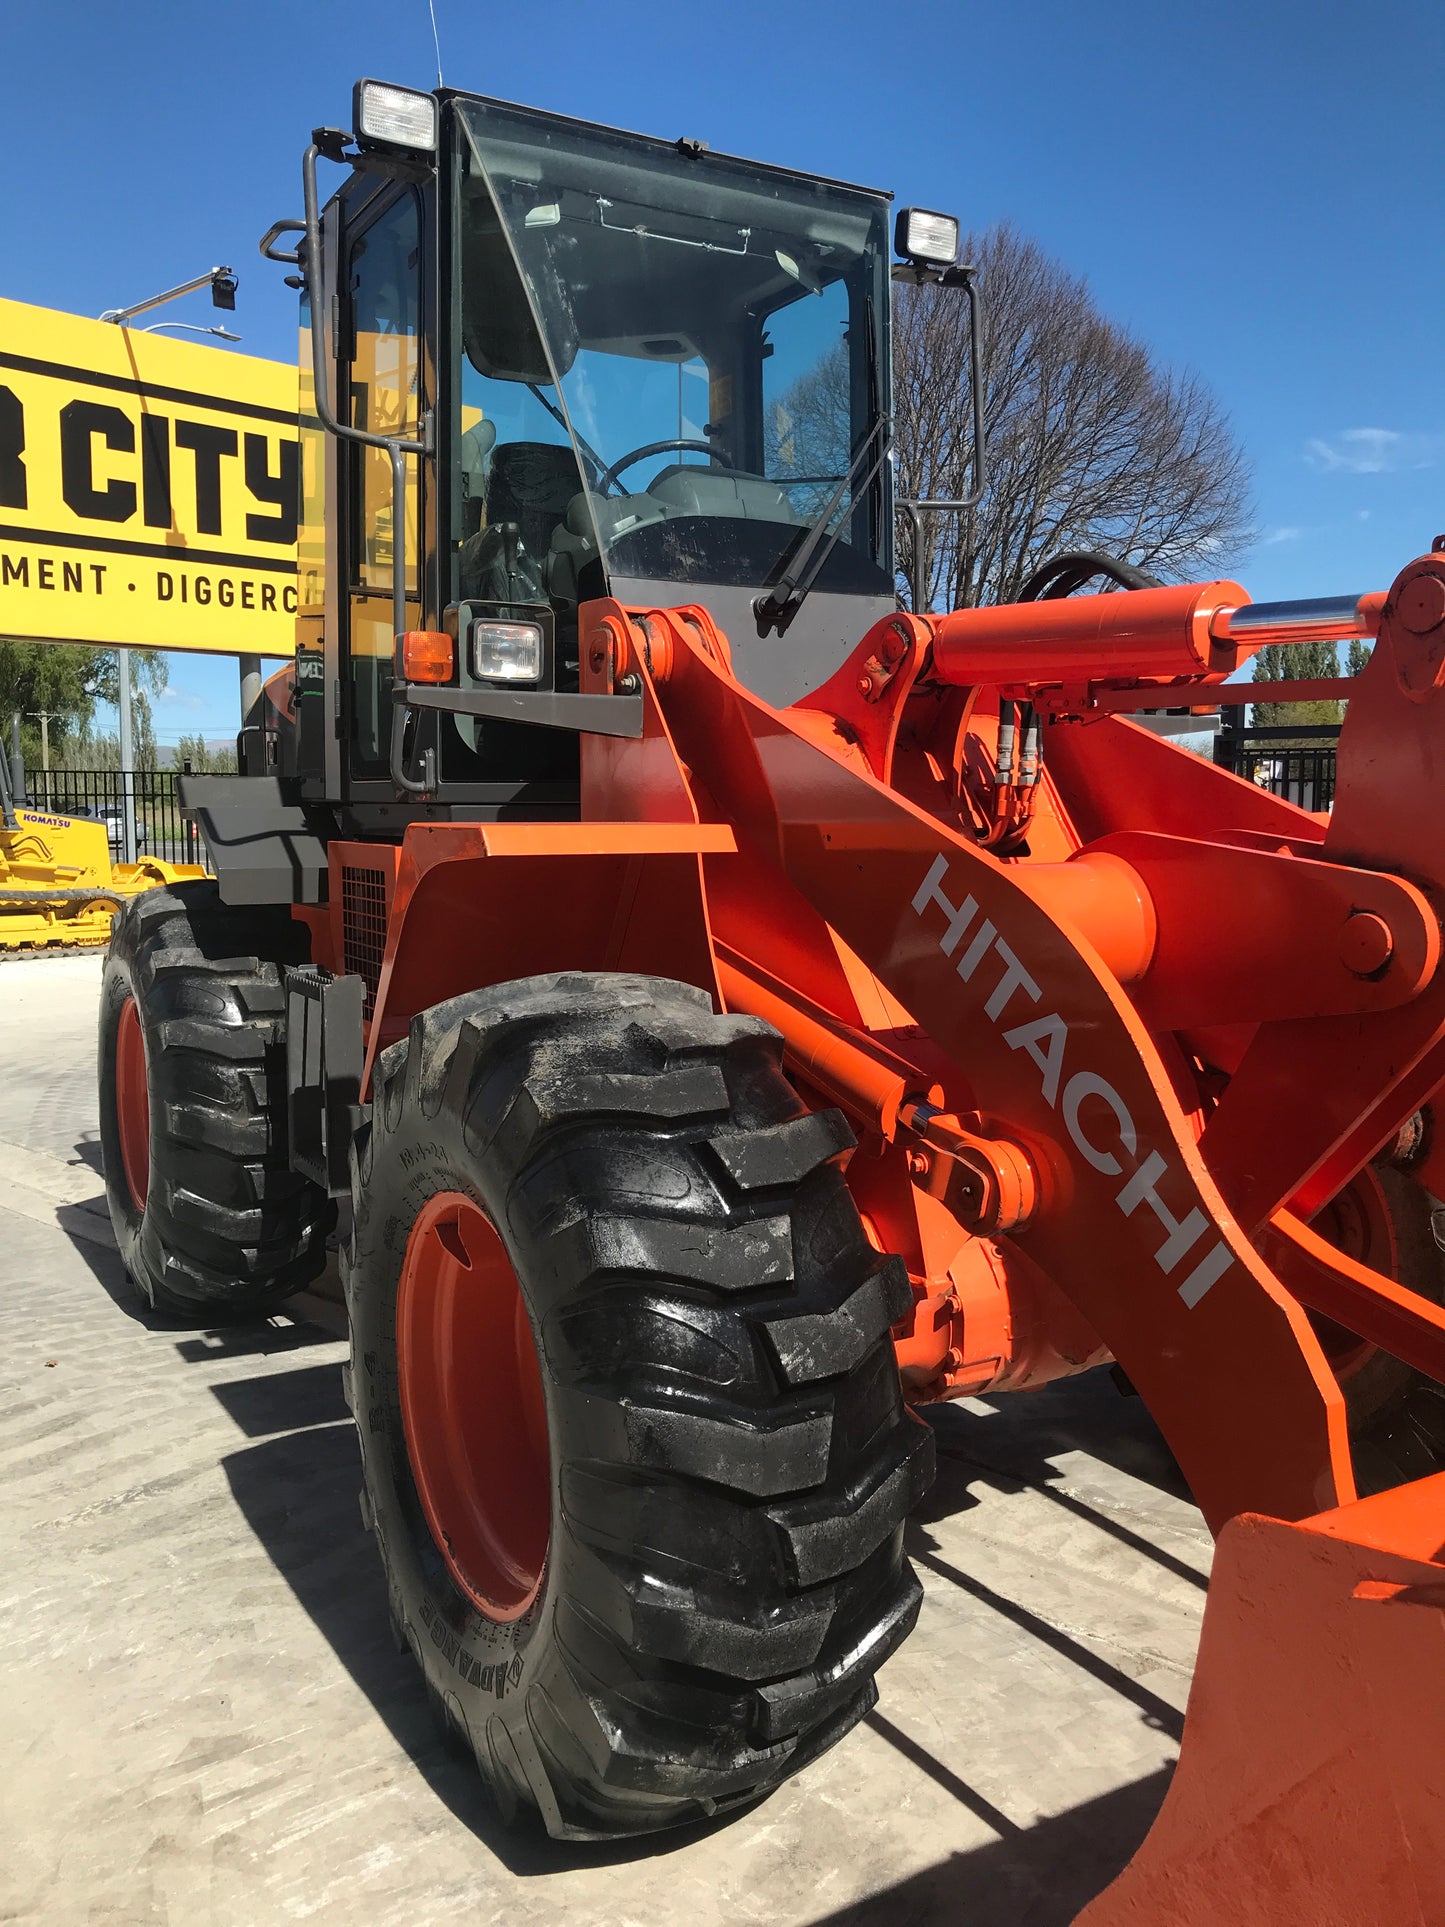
[597,439,716,495]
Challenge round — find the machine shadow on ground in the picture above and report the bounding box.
[217,1401,749,1878]
[918,1385,1208,1607]
[800,1766,1172,1927]
[213,1353,1195,1899]
[944,1371,1194,1503]
[217,1381,1181,1903]
[58,1219,1192,1910]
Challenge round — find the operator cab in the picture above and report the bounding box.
[288,86,905,816]
[453,98,894,701]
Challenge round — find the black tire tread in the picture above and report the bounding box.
[345,971,931,1841]
[100,880,334,1319]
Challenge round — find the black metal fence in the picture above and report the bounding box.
[23,768,211,870]
[1214,725,1340,812]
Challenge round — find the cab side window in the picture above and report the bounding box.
[344,193,422,772]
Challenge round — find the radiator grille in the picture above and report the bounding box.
[341,864,388,1016]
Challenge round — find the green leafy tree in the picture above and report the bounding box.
[68,717,159,771]
[1251,638,1342,729]
[175,731,237,774]
[0,641,167,769]
[1348,636,1372,676]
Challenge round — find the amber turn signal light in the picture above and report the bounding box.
[400,631,454,683]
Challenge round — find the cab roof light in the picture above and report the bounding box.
[400,631,454,683]
[895,207,960,270]
[354,79,439,155]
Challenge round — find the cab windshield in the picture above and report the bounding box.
[452,98,892,629]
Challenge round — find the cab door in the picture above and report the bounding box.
[339,185,427,788]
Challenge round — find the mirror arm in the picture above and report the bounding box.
[897,268,987,614]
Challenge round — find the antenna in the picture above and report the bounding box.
[427,0,444,86]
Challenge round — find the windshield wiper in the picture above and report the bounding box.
[753,414,892,638]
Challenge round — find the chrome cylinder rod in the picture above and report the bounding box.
[1210,592,1385,648]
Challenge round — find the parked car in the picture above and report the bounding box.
[60,804,146,853]
[96,804,146,854]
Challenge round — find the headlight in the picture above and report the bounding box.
[895,207,959,269]
[472,619,543,683]
[353,79,438,154]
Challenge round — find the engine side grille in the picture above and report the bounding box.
[341,864,389,1017]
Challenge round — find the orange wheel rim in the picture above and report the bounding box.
[115,995,150,1212]
[395,1191,550,1621]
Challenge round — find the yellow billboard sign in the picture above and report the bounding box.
[0,297,300,654]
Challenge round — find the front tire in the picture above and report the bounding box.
[345,973,933,1841]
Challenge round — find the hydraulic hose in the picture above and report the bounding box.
[1016,551,1161,601]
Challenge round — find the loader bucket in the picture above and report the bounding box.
[1078,1472,1445,1925]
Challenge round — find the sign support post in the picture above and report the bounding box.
[239,654,263,727]
[116,647,136,864]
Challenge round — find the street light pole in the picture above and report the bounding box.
[26,710,55,776]
[8,713,24,807]
[239,655,264,728]
[141,321,242,344]
[99,266,237,327]
[96,263,239,865]
[116,649,137,865]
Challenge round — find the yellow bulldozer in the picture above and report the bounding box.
[0,747,203,951]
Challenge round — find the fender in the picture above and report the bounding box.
[340,820,734,1094]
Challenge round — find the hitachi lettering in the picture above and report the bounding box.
[912,853,1231,1308]
[156,569,296,614]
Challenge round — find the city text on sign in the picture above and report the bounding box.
[0,297,301,654]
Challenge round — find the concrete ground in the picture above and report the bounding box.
[0,954,1212,1926]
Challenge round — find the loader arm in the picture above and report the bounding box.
[585,597,1357,1531]
[575,550,1445,1924]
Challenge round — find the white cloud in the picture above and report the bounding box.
[1260,525,1302,546]
[1305,427,1445,474]
[157,686,207,712]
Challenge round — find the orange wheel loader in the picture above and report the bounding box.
[98,77,1445,1918]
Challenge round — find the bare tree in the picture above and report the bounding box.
[894,224,1255,609]
[764,341,851,521]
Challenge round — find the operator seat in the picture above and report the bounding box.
[484,442,582,561]
[459,416,498,537]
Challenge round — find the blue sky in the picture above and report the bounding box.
[4,0,1440,741]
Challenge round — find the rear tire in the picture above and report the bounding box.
[99,881,334,1319]
[345,972,933,1841]
[1314,1163,1445,1492]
